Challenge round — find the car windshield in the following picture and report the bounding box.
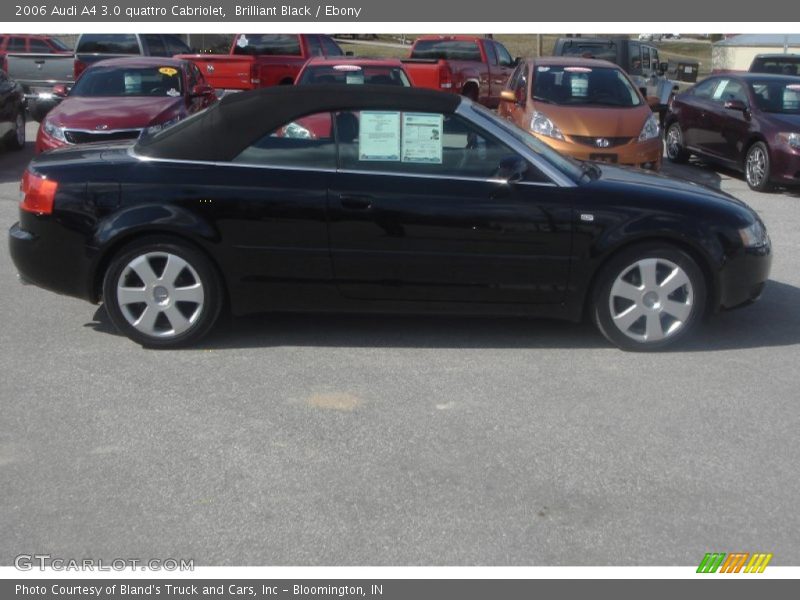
[533,65,642,107]
[410,40,482,61]
[297,65,411,86]
[76,34,139,54]
[467,102,584,181]
[751,58,800,76]
[750,80,800,113]
[70,66,183,97]
[233,34,301,56]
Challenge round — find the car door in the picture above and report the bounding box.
[679,77,720,150]
[490,41,517,104]
[328,108,573,304]
[710,78,752,162]
[203,112,335,310]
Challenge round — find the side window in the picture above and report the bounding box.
[142,34,168,57]
[9,37,26,51]
[191,64,205,86]
[337,110,540,180]
[29,39,52,53]
[629,42,642,72]
[495,43,514,68]
[164,35,191,55]
[641,46,651,70]
[320,36,344,57]
[306,35,324,57]
[712,79,748,104]
[233,112,336,169]
[651,49,660,69]
[485,41,499,66]
[691,77,719,99]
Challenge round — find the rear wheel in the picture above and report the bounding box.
[462,84,479,102]
[665,122,689,163]
[744,141,773,192]
[7,110,25,151]
[592,244,706,351]
[102,237,223,348]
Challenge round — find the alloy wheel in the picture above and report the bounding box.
[608,257,694,343]
[666,124,682,159]
[116,251,205,338]
[746,145,767,188]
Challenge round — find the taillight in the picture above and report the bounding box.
[20,170,58,215]
[74,58,87,79]
[439,63,453,89]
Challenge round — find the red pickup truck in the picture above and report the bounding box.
[177,34,346,95]
[402,35,517,107]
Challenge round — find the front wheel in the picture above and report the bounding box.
[592,244,707,351]
[665,122,689,163]
[102,237,223,348]
[744,141,773,192]
[7,110,25,151]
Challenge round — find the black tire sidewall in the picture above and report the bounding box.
[745,141,772,192]
[102,237,223,348]
[592,243,707,351]
[665,122,688,163]
[8,110,25,151]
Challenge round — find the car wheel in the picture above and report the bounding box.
[462,85,479,102]
[665,122,689,163]
[744,141,773,192]
[102,237,223,348]
[7,110,25,151]
[592,244,707,351]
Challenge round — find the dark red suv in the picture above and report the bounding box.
[665,73,800,191]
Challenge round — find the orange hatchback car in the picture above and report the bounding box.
[498,57,663,170]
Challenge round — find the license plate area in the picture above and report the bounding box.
[589,153,618,163]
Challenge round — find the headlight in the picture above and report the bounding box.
[530,111,564,141]
[739,220,768,248]
[145,116,181,135]
[42,120,67,143]
[638,113,660,141]
[282,122,312,139]
[778,132,800,150]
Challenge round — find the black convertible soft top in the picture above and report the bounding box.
[134,84,462,162]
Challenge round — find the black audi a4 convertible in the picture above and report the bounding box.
[9,85,771,350]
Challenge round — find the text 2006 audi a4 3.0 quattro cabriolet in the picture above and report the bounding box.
[9,85,772,350]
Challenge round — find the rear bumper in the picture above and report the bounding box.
[717,239,772,310]
[9,220,96,302]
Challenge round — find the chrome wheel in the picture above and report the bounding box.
[666,124,682,159]
[608,258,694,343]
[745,145,767,188]
[116,252,205,338]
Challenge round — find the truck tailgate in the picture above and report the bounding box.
[6,53,75,93]
[176,54,256,91]
[401,59,446,90]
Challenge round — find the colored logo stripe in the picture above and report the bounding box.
[744,553,773,573]
[697,553,726,573]
[697,552,773,573]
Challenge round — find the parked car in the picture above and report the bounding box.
[177,34,345,96]
[498,58,662,170]
[36,57,215,153]
[295,57,412,86]
[749,53,800,76]
[551,36,697,120]
[1,34,74,121]
[401,35,516,107]
[74,33,192,79]
[665,73,800,191]
[10,85,771,351]
[0,68,26,150]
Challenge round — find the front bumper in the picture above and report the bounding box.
[717,239,772,310]
[769,143,800,186]
[536,133,663,170]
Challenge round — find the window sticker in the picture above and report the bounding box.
[166,88,180,97]
[345,72,365,85]
[237,35,249,48]
[159,67,178,77]
[401,112,443,164]
[712,80,730,100]
[358,111,401,161]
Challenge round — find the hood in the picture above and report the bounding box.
[46,96,184,130]
[533,102,652,138]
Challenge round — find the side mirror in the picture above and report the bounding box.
[659,61,669,73]
[52,84,68,97]
[514,56,522,66]
[724,99,748,112]
[191,83,213,97]
[345,51,354,56]
[497,155,528,183]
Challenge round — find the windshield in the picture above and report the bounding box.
[77,34,139,54]
[71,66,183,97]
[297,65,410,86]
[410,40,482,61]
[233,34,301,56]
[467,103,583,182]
[533,65,642,107]
[750,80,800,113]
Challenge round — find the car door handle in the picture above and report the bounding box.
[339,194,372,210]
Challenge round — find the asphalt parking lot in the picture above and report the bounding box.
[1,121,799,566]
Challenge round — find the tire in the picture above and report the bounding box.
[664,122,689,163]
[744,141,773,192]
[6,110,25,151]
[462,84,479,102]
[591,243,707,351]
[102,236,223,348]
